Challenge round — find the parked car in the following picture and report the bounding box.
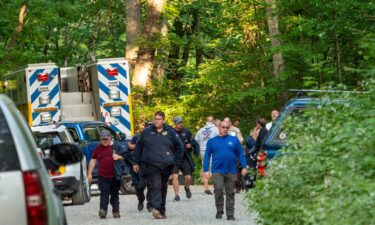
[0,94,83,225]
[61,121,135,194]
[257,96,315,175]
[32,124,90,205]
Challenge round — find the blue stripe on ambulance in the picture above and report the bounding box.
[110,63,128,79]
[29,69,44,86]
[97,65,116,81]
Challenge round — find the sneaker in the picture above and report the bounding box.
[152,209,163,219]
[227,215,235,220]
[113,211,121,219]
[138,201,144,211]
[184,186,192,199]
[216,211,224,219]
[204,190,213,195]
[173,195,180,202]
[98,209,107,219]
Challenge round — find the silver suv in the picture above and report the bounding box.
[0,94,82,225]
[32,124,90,205]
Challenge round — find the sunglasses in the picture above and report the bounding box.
[221,126,230,130]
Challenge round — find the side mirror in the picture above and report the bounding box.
[117,132,126,142]
[49,143,83,165]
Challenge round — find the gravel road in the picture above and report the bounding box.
[65,185,258,225]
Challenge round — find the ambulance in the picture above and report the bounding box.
[1,58,134,137]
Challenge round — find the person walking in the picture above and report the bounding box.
[243,126,260,190]
[255,118,268,153]
[203,121,247,221]
[223,117,244,192]
[128,121,153,212]
[87,130,127,219]
[171,116,200,201]
[266,110,279,131]
[223,117,244,144]
[133,111,184,219]
[195,116,219,194]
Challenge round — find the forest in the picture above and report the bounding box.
[1,0,373,132]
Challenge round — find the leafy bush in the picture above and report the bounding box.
[247,81,375,225]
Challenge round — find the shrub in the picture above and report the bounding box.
[247,81,375,225]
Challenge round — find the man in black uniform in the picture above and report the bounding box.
[171,116,200,201]
[133,111,184,219]
[128,121,153,212]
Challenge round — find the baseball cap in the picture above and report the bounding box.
[100,130,112,139]
[173,116,183,124]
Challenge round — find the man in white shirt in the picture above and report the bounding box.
[266,110,280,131]
[195,116,219,194]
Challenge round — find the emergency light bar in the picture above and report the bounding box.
[106,68,118,76]
[37,73,49,82]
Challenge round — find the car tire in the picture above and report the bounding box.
[83,175,91,203]
[120,174,136,194]
[72,174,85,205]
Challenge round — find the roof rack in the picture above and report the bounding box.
[288,89,369,98]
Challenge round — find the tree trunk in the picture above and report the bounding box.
[125,0,142,67]
[133,0,165,88]
[155,18,168,82]
[192,7,203,68]
[6,2,27,49]
[265,0,285,78]
[167,19,183,79]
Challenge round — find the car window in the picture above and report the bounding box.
[84,127,100,141]
[98,126,118,141]
[269,107,305,145]
[59,131,71,143]
[0,108,20,172]
[67,128,80,142]
[33,132,62,150]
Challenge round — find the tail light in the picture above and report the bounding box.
[23,171,47,225]
[37,73,49,82]
[49,166,66,176]
[257,152,267,177]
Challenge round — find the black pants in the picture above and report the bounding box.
[146,164,173,212]
[130,165,151,206]
[132,164,151,207]
[98,176,121,212]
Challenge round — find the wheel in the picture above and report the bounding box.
[84,178,91,203]
[120,174,136,194]
[72,172,85,205]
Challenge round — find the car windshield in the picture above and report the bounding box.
[269,107,307,146]
[33,131,68,150]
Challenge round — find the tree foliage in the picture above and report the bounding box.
[0,0,373,132]
[247,37,375,225]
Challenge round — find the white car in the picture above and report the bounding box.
[32,124,90,205]
[0,94,83,225]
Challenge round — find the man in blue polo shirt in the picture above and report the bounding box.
[203,120,247,221]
